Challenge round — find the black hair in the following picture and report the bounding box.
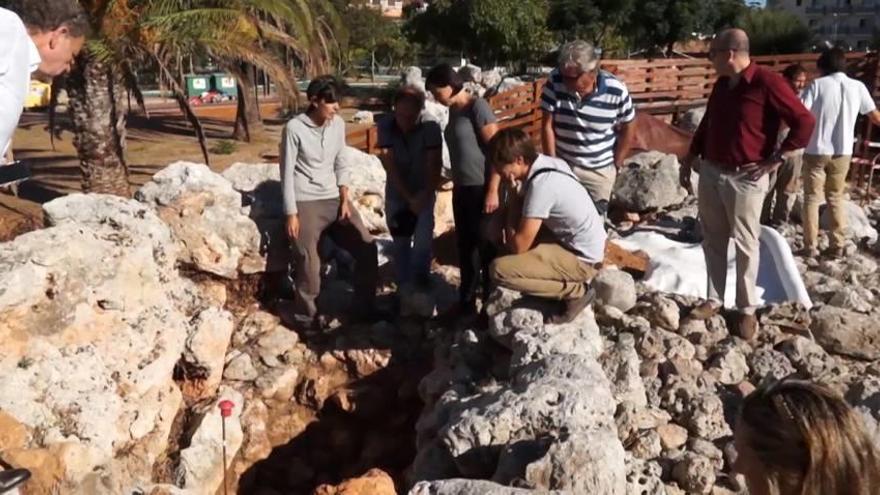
[393,85,426,110]
[306,75,341,104]
[487,127,538,169]
[7,0,89,37]
[425,63,464,96]
[782,63,807,82]
[817,48,846,75]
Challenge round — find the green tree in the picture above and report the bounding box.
[337,1,416,78]
[547,0,635,46]
[742,8,812,55]
[623,0,745,55]
[66,0,339,196]
[405,0,551,66]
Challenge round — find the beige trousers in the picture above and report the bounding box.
[490,243,597,300]
[761,152,803,224]
[802,154,851,250]
[698,161,769,310]
[572,165,617,205]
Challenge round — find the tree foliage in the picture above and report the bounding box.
[742,8,813,55]
[547,0,635,46]
[335,0,416,75]
[405,0,551,65]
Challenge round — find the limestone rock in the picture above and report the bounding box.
[657,423,688,451]
[177,388,244,493]
[313,468,396,495]
[602,333,648,407]
[402,66,425,92]
[257,327,299,367]
[136,162,264,278]
[0,194,199,490]
[481,69,503,90]
[593,268,638,312]
[182,308,235,397]
[747,348,795,382]
[626,456,666,495]
[707,347,749,385]
[828,286,874,313]
[458,64,482,83]
[409,479,563,495]
[233,310,282,347]
[628,429,662,460]
[810,305,880,360]
[778,336,829,376]
[677,107,705,133]
[633,294,680,331]
[672,453,716,494]
[613,151,688,212]
[351,110,375,125]
[223,352,259,381]
[820,200,878,243]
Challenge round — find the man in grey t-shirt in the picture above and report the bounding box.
[487,128,606,324]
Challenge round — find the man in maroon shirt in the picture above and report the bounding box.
[680,29,815,340]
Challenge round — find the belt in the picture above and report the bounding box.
[706,160,754,175]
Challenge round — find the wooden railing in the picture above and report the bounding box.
[346,52,880,152]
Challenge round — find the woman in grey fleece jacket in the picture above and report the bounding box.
[279,76,379,328]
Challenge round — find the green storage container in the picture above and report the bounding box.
[185,74,210,97]
[211,73,238,97]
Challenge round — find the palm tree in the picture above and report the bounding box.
[67,0,342,196]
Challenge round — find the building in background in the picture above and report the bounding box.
[768,0,879,50]
[364,0,412,18]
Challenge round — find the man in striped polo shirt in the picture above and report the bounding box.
[541,40,636,214]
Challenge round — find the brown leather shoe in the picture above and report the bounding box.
[547,288,595,324]
[823,246,844,259]
[733,313,758,341]
[689,299,722,320]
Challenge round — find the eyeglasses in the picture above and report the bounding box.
[707,47,743,59]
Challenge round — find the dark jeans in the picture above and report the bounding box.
[291,198,378,319]
[452,185,495,310]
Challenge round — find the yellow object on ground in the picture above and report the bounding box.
[25,80,52,109]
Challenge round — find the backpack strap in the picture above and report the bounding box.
[525,167,579,190]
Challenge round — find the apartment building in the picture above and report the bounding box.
[768,0,879,50]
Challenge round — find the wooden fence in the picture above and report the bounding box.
[346,52,880,153]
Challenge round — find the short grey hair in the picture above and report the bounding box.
[558,40,600,72]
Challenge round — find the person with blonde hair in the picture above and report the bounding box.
[735,378,880,495]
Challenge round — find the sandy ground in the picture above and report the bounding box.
[0,101,374,241]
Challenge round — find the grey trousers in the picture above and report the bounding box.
[291,198,378,319]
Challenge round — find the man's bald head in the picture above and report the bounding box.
[714,28,750,53]
[708,28,751,76]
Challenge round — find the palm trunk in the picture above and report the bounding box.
[67,52,131,197]
[232,63,263,142]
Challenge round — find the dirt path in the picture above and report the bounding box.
[0,102,372,241]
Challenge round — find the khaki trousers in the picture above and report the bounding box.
[490,243,597,300]
[761,152,803,224]
[698,161,769,310]
[802,154,851,250]
[291,198,378,319]
[572,165,617,206]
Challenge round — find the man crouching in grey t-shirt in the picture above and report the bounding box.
[488,127,607,323]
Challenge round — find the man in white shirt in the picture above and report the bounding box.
[800,48,880,258]
[0,2,86,489]
[1,0,88,161]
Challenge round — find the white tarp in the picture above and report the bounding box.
[614,226,812,309]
